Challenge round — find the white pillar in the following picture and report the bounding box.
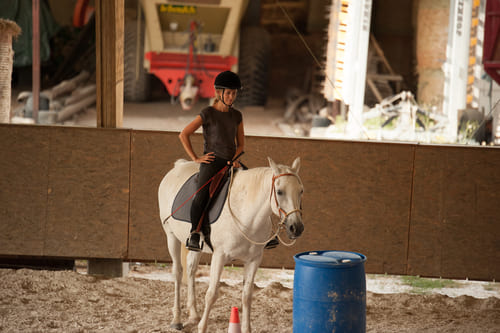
[324,0,372,139]
[442,0,473,142]
[344,0,372,139]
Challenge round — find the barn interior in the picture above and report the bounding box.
[3,0,499,144]
[0,6,500,332]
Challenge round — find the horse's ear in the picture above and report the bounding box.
[291,157,300,174]
[268,157,279,174]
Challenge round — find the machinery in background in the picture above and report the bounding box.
[126,0,270,110]
[323,0,373,139]
[320,0,499,145]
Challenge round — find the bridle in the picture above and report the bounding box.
[270,173,303,224]
[227,168,303,247]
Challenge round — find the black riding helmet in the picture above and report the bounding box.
[214,71,241,107]
[214,71,242,90]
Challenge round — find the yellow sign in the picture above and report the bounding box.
[159,4,197,15]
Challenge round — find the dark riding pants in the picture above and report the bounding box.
[190,156,229,233]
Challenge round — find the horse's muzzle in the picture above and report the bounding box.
[287,220,304,239]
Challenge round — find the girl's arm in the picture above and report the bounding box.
[179,115,215,164]
[232,121,245,167]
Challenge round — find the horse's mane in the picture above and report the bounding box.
[236,166,269,182]
[174,159,190,168]
[244,163,297,177]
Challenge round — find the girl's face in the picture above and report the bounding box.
[219,88,238,105]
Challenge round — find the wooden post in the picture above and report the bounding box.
[95,0,124,128]
[32,0,40,122]
[91,0,127,277]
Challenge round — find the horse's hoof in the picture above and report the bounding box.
[186,316,201,326]
[170,323,183,330]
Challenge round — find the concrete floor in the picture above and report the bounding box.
[70,98,290,137]
[10,84,293,137]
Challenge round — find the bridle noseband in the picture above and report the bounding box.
[270,173,303,223]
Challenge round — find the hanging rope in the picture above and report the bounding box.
[275,0,372,139]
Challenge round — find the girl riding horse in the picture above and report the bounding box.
[178,71,245,251]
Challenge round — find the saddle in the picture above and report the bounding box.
[171,171,231,224]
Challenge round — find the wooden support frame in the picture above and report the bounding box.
[93,0,125,275]
[32,0,40,123]
[95,0,124,128]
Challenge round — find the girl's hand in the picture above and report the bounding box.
[232,160,241,168]
[196,152,215,164]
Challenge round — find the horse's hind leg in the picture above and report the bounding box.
[166,231,183,330]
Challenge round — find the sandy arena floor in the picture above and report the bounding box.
[6,95,500,332]
[0,263,499,333]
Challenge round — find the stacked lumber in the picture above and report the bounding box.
[12,71,96,125]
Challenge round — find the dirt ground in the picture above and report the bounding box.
[1,264,499,333]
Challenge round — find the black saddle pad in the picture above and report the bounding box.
[171,172,230,224]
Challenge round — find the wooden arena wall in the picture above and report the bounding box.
[0,124,499,280]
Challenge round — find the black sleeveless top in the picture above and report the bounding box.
[200,106,242,160]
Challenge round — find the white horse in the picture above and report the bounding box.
[158,157,304,333]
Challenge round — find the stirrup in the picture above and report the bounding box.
[186,233,203,252]
[265,236,279,250]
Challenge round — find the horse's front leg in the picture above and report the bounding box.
[242,255,263,333]
[198,252,227,333]
[166,231,183,330]
[186,250,201,325]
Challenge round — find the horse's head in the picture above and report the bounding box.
[268,157,304,239]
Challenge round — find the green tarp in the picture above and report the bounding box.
[0,0,59,67]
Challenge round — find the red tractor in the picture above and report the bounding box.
[125,0,270,110]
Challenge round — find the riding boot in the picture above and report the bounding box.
[186,232,202,252]
[201,224,214,252]
[265,236,280,249]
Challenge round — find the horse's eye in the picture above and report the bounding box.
[277,189,283,196]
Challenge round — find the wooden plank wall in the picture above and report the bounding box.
[0,124,499,280]
[0,126,130,258]
[408,146,500,279]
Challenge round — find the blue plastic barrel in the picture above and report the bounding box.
[293,250,367,333]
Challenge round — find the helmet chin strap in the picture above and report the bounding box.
[218,88,233,107]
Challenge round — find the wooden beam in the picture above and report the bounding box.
[367,78,383,103]
[96,0,124,128]
[32,0,40,122]
[370,34,396,75]
[93,0,125,276]
[367,73,404,82]
[262,2,307,10]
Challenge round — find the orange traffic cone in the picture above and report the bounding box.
[228,306,241,333]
